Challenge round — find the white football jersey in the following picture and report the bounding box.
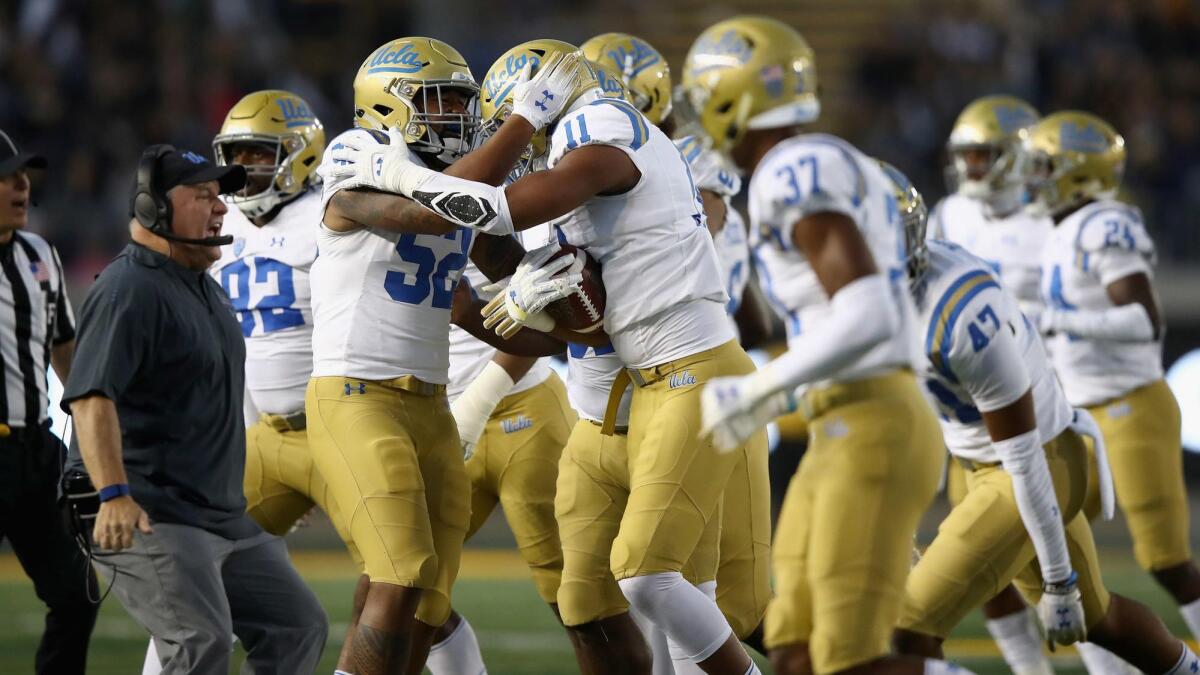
[547,96,733,368]
[747,133,919,386]
[675,135,750,316]
[928,193,1051,317]
[566,344,630,426]
[447,223,553,402]
[1040,199,1161,406]
[311,128,473,383]
[915,241,1072,462]
[212,189,320,414]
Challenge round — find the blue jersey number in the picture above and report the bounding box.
[777,155,819,206]
[562,114,593,151]
[220,257,304,338]
[967,304,1000,352]
[1103,219,1136,249]
[384,229,473,309]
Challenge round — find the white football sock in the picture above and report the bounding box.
[142,639,161,675]
[1165,643,1200,675]
[630,607,675,675]
[426,617,487,675]
[1076,641,1139,674]
[924,659,977,674]
[985,607,1053,674]
[1180,597,1200,645]
[618,572,733,663]
[743,661,762,674]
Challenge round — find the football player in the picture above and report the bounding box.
[139,89,360,675]
[684,17,956,675]
[889,162,1200,675]
[928,95,1053,675]
[583,31,774,664]
[1028,111,1200,649]
[306,37,587,675]
[330,37,767,675]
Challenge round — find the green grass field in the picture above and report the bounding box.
[0,547,1193,674]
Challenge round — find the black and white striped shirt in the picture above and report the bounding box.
[0,231,74,429]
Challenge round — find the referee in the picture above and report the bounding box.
[0,129,98,673]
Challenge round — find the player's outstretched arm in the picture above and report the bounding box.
[1042,271,1161,341]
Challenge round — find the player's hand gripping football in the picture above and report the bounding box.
[1038,571,1087,647]
[510,51,594,132]
[481,244,582,338]
[701,372,797,452]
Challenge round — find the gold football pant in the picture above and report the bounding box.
[244,414,362,568]
[555,420,634,626]
[764,370,943,674]
[899,430,1110,637]
[306,376,470,626]
[714,429,772,639]
[465,374,575,604]
[611,340,762,581]
[1086,379,1190,571]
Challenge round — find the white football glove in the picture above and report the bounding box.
[1038,572,1087,647]
[700,372,797,452]
[480,244,582,338]
[511,51,593,132]
[324,127,433,195]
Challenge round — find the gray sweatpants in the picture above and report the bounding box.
[92,523,327,675]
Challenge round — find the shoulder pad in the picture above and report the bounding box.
[549,98,650,165]
[1075,202,1154,256]
[675,136,740,197]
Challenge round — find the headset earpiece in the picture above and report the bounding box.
[134,144,174,232]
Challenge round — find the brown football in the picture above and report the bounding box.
[544,244,606,333]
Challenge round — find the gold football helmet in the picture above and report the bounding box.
[590,59,635,103]
[479,39,599,177]
[1021,110,1125,217]
[353,37,481,165]
[878,160,929,279]
[680,16,819,154]
[946,95,1039,200]
[213,90,325,218]
[581,33,672,126]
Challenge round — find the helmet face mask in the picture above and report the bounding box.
[877,160,929,281]
[354,38,481,166]
[214,90,325,219]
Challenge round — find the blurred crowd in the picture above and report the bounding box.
[2,0,1197,298]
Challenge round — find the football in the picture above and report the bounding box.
[544,244,606,333]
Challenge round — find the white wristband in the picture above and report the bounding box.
[450,361,516,450]
[996,427,1073,584]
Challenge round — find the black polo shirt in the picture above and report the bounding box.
[63,243,258,539]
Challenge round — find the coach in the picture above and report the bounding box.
[0,130,98,674]
[62,145,327,674]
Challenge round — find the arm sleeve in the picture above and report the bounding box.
[49,245,76,344]
[61,275,157,410]
[997,428,1074,584]
[751,143,865,252]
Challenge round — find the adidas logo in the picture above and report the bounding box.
[501,416,534,434]
[668,371,697,389]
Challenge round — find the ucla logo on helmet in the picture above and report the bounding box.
[596,69,624,97]
[605,39,660,77]
[993,104,1037,134]
[484,52,540,103]
[276,97,314,128]
[366,42,427,75]
[1060,122,1108,154]
[689,29,753,76]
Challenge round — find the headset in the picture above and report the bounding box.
[133,144,234,246]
